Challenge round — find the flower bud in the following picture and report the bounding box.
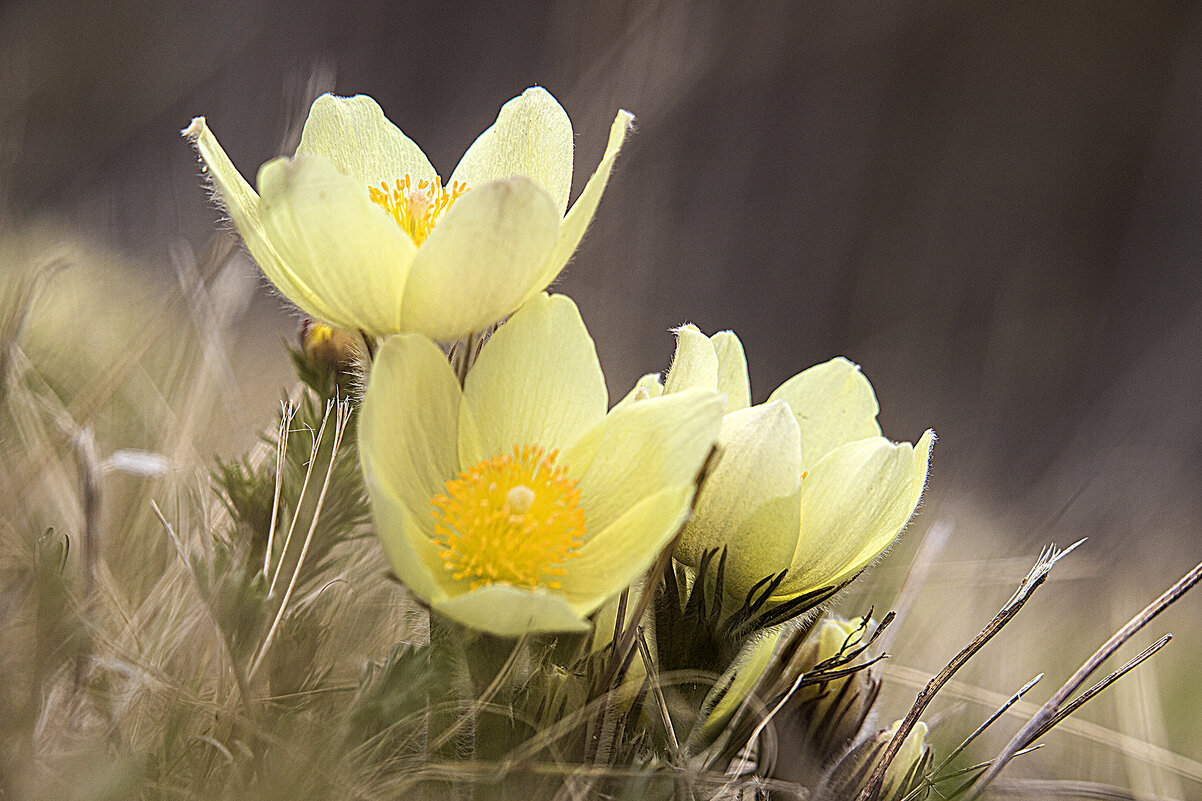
[822,719,931,801]
[769,616,881,787]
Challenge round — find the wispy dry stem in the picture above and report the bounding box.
[857,540,1083,801]
[967,557,1202,798]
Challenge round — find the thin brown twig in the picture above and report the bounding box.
[967,557,1202,798]
[856,540,1083,801]
[1027,634,1171,744]
[635,626,679,754]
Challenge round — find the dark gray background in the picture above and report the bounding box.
[3,0,1200,561]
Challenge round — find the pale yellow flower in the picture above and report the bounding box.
[827,720,930,801]
[358,294,724,635]
[633,325,933,609]
[185,88,632,341]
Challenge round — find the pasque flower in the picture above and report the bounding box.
[358,294,724,635]
[185,88,632,341]
[637,325,933,609]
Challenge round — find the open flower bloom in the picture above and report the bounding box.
[358,294,724,635]
[634,325,933,609]
[184,88,633,342]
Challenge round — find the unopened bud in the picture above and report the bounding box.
[300,318,361,372]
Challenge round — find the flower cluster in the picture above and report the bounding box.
[189,87,935,798]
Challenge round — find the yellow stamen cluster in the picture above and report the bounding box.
[369,175,468,246]
[431,445,586,590]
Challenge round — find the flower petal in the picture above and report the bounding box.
[663,324,719,395]
[558,484,695,613]
[675,401,801,595]
[767,357,883,467]
[712,330,751,413]
[297,93,437,187]
[577,387,724,534]
[459,293,607,468]
[401,176,560,341]
[450,87,574,216]
[778,429,934,598]
[359,332,463,528]
[257,154,416,335]
[362,471,450,604]
[699,628,782,739]
[534,109,634,290]
[183,117,341,326]
[433,584,589,635]
[611,373,664,412]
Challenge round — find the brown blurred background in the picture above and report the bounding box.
[3,0,1201,787]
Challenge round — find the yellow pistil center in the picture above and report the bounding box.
[430,445,586,590]
[369,175,468,246]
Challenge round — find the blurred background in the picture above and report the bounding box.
[2,0,1200,794]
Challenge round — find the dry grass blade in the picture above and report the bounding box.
[856,540,1084,801]
[249,398,350,681]
[968,557,1202,797]
[1027,635,1171,745]
[150,499,253,713]
[635,625,679,754]
[934,673,1044,777]
[262,400,296,579]
[984,778,1145,799]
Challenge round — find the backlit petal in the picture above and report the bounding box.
[297,93,436,187]
[663,324,719,395]
[450,87,574,216]
[401,177,560,341]
[362,471,449,604]
[359,333,463,523]
[558,484,695,613]
[712,330,751,413]
[258,155,415,335]
[577,388,724,534]
[535,109,634,289]
[459,293,606,468]
[779,430,933,598]
[675,401,801,594]
[434,584,589,635]
[183,117,339,326]
[768,357,882,466]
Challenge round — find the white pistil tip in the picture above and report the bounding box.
[507,485,536,514]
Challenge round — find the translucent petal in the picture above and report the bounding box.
[450,87,574,216]
[576,387,724,534]
[297,93,437,188]
[712,330,751,412]
[258,155,418,335]
[359,333,463,530]
[699,628,782,738]
[433,584,589,635]
[458,294,606,468]
[534,109,634,290]
[663,324,718,395]
[183,117,341,326]
[675,401,801,593]
[362,471,449,604]
[611,373,664,412]
[401,177,560,342]
[558,484,694,612]
[779,430,933,598]
[768,357,883,466]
